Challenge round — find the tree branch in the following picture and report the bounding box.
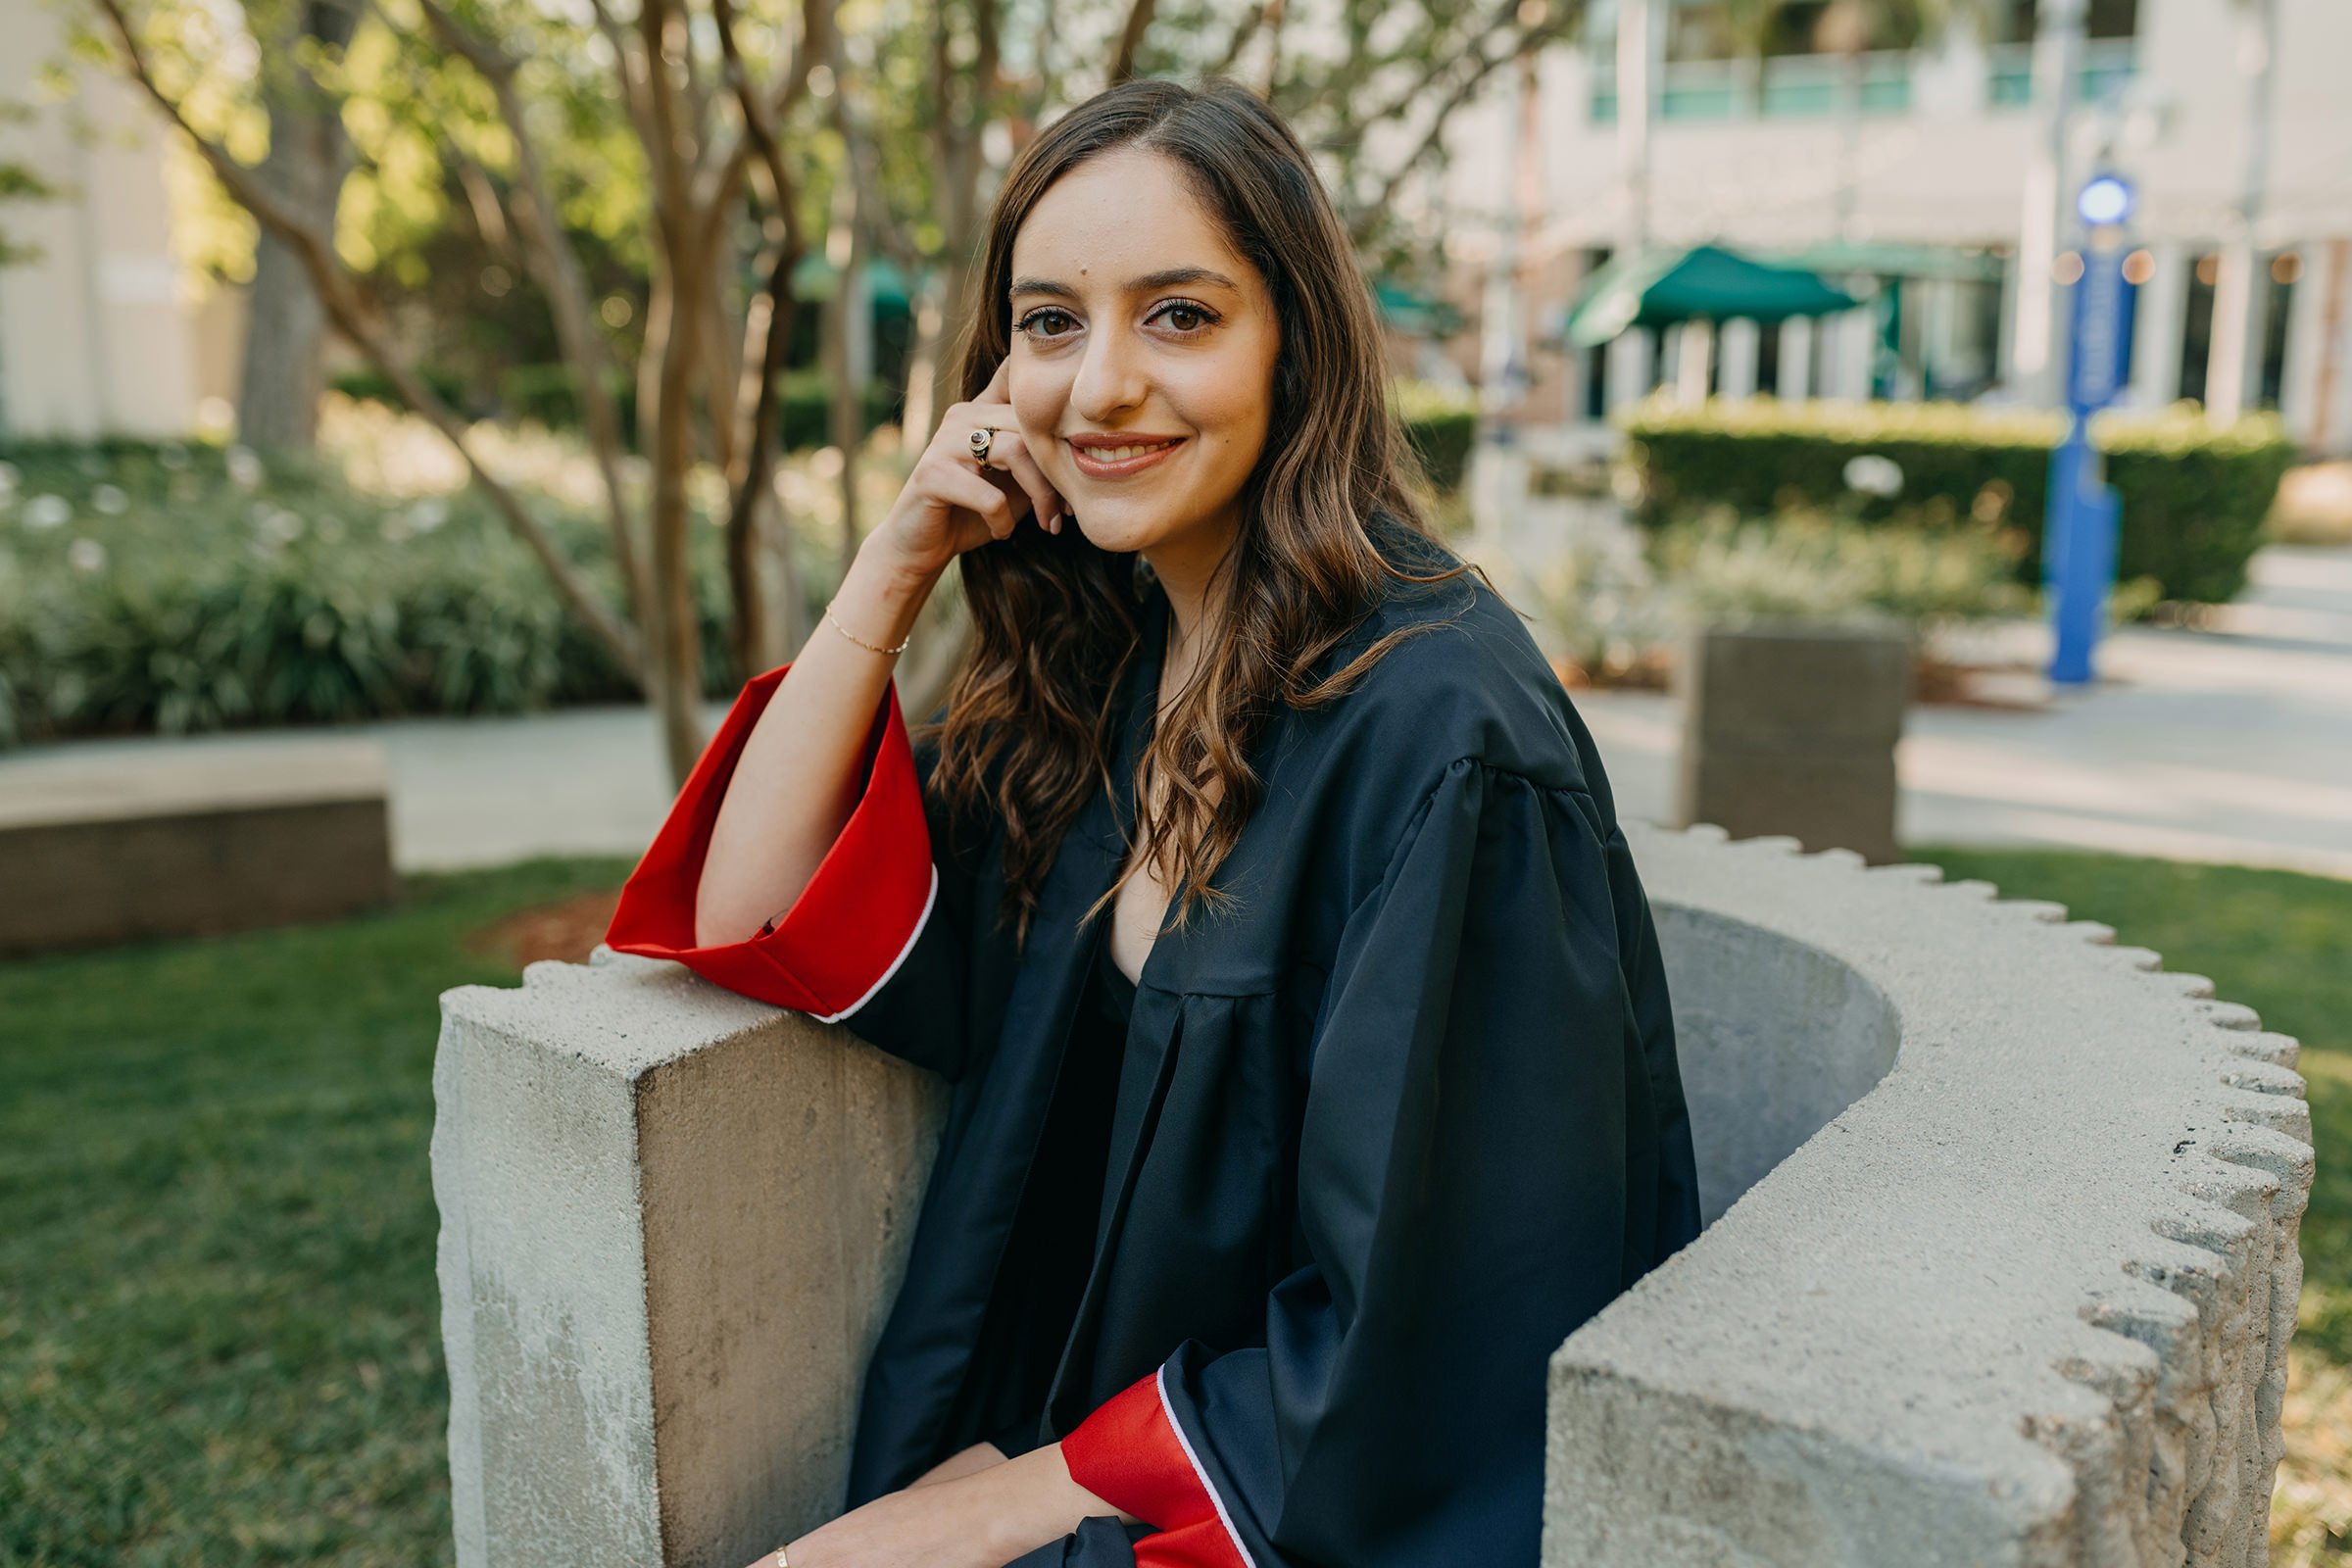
[1107,0,1158,84]
[91,0,645,680]
[403,0,651,628]
[1346,2,1582,248]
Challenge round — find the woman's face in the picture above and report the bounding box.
[1005,147,1283,587]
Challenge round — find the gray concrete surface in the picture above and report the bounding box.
[0,736,394,953]
[1545,823,2312,1567]
[1674,622,1913,864]
[2,545,2344,881]
[431,820,2309,1567]
[432,948,946,1568]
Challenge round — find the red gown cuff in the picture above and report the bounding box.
[603,662,936,1018]
[1061,1367,1251,1568]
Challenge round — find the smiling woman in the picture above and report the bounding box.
[602,73,1699,1568]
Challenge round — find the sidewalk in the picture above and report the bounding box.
[1572,543,2352,881]
[4,545,2346,881]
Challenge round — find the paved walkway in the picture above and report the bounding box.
[6,545,2347,881]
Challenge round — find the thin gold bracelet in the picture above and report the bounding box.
[825,600,909,657]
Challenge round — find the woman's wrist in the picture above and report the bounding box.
[809,535,933,662]
[973,1441,1139,1561]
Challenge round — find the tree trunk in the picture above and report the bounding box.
[643,260,710,783]
[237,0,358,451]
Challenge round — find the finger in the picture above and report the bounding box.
[937,463,1017,540]
[980,356,1010,404]
[989,432,1066,532]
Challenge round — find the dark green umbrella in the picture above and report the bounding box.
[1373,277,1465,337]
[1562,243,1861,347]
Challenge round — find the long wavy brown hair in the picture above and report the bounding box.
[925,74,1485,954]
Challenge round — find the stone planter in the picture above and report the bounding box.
[430,825,2310,1568]
[1674,619,1916,864]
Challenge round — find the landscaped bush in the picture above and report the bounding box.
[1394,378,1478,494]
[0,439,751,749]
[1523,511,2037,689]
[345,364,905,456]
[329,366,476,419]
[1619,396,2296,609]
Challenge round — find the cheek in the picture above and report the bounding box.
[1183,366,1276,469]
[1008,380,1060,454]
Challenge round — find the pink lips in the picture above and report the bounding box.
[1068,436,1185,479]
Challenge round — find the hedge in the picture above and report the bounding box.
[335,366,904,455]
[0,441,749,749]
[1619,397,2297,607]
[1394,380,1479,494]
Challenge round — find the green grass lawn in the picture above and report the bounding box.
[0,846,2342,1564]
[0,858,631,1568]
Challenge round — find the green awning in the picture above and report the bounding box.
[1563,243,1861,347]
[1374,277,1465,338]
[1770,241,2005,283]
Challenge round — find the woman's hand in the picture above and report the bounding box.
[872,357,1068,581]
[754,1442,1135,1568]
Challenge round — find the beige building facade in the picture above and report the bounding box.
[0,0,205,441]
[1434,0,2352,455]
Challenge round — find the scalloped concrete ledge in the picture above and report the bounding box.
[429,825,2312,1568]
[1548,822,2314,1568]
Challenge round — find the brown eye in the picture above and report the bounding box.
[1016,308,1076,340]
[1153,301,1218,333]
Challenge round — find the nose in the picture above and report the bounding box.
[1069,321,1151,424]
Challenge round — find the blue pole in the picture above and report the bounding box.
[2045,173,2139,687]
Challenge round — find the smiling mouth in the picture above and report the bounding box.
[1070,438,1185,477]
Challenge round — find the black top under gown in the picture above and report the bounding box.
[962,911,1140,1464]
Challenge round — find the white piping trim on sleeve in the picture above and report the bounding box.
[811,861,938,1023]
[1153,1362,1261,1568]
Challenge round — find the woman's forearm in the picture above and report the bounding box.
[693,538,945,949]
[969,1442,1145,1562]
[906,1441,1010,1489]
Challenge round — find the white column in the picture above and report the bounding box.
[2306,239,2352,454]
[1779,317,1815,400]
[2205,0,2278,422]
[2207,243,2271,420]
[1718,318,1761,401]
[2128,241,2189,410]
[1826,310,1874,400]
[2007,0,2085,409]
[2278,246,2323,443]
[1676,318,1715,404]
[1606,328,1656,413]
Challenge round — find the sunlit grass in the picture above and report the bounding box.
[0,858,630,1567]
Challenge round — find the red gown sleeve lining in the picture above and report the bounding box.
[1061,1365,1257,1568]
[602,661,937,1020]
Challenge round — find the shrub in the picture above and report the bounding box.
[1393,379,1478,494]
[0,440,739,749]
[1619,396,2295,609]
[330,366,475,419]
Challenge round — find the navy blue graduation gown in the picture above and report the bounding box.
[607,531,1703,1568]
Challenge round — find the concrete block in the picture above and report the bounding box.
[1545,826,2314,1568]
[0,738,394,953]
[431,949,948,1568]
[1674,623,1914,864]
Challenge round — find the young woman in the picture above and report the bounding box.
[606,74,1700,1568]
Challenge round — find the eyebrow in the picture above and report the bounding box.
[1007,266,1243,303]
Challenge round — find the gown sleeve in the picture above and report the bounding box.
[602,662,980,1082]
[1058,755,1702,1568]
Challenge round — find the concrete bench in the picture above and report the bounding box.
[0,738,396,955]
[429,821,2311,1568]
